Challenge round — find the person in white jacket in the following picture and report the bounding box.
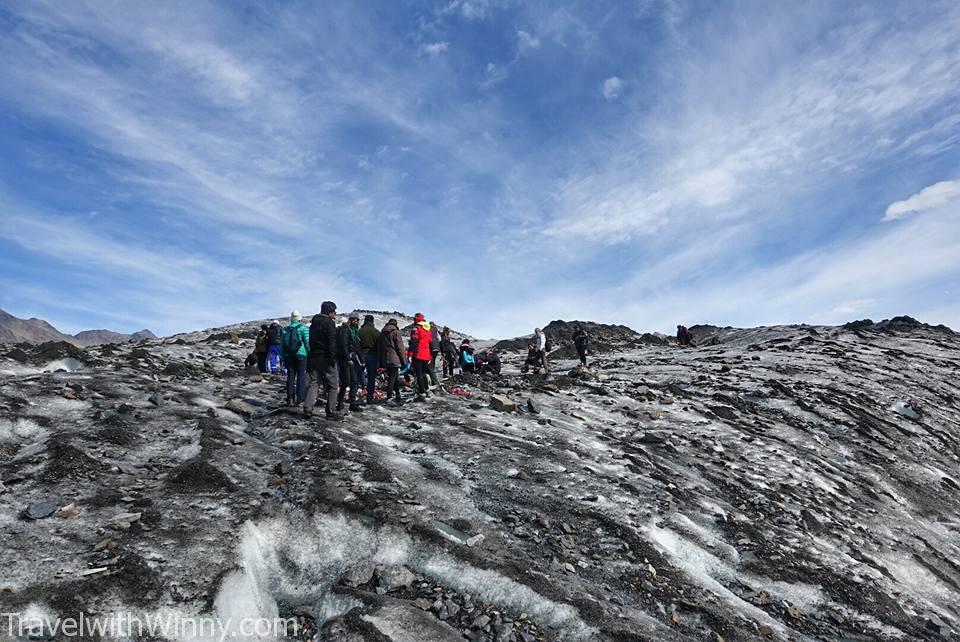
[534,328,550,373]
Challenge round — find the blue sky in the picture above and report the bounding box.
[1,0,958,338]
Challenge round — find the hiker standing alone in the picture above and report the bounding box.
[305,301,341,420]
[572,323,589,368]
[677,324,693,347]
[281,311,309,406]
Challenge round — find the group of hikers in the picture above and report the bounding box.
[250,306,696,421]
[251,303,501,420]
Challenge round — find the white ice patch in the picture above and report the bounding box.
[0,417,45,442]
[43,358,84,373]
[204,513,593,640]
[170,442,202,461]
[645,518,814,640]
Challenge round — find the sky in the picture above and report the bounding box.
[0,0,959,339]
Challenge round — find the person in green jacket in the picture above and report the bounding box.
[357,314,380,403]
[281,310,310,405]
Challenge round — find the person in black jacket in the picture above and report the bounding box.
[336,313,364,413]
[304,301,341,420]
[572,323,589,367]
[677,324,693,347]
[440,327,459,377]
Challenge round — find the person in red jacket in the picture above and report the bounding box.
[410,313,434,400]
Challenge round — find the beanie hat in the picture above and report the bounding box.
[321,301,337,314]
[291,310,302,321]
[414,313,425,323]
[349,312,360,320]
[364,314,374,324]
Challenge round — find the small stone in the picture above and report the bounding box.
[757,624,774,637]
[526,399,541,414]
[56,502,79,519]
[414,598,433,610]
[649,410,662,420]
[472,614,491,629]
[466,534,485,547]
[341,560,376,587]
[377,564,416,591]
[93,539,114,552]
[800,509,825,533]
[225,398,258,417]
[435,598,460,620]
[24,500,60,520]
[640,431,667,444]
[490,395,518,412]
[148,392,164,406]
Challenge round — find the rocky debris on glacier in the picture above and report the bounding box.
[0,317,959,641]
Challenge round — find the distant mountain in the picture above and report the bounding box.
[0,308,154,346]
[72,328,157,347]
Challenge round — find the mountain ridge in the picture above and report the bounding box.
[0,308,155,347]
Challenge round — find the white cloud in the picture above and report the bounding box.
[830,299,875,316]
[421,41,449,57]
[602,76,623,100]
[884,179,960,221]
[517,30,540,50]
[444,0,490,21]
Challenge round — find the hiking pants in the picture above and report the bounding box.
[337,358,359,407]
[363,352,378,401]
[384,365,403,400]
[443,352,458,376]
[268,344,282,373]
[576,345,587,366]
[256,351,268,373]
[285,355,307,404]
[413,358,430,395]
[305,358,339,417]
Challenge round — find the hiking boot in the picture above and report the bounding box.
[326,412,344,422]
[349,404,363,413]
[303,410,313,419]
[393,397,404,407]
[336,402,344,412]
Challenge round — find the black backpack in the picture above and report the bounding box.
[544,335,553,352]
[430,326,441,354]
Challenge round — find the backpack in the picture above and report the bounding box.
[460,350,475,366]
[282,325,302,354]
[430,326,441,354]
[544,335,553,352]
